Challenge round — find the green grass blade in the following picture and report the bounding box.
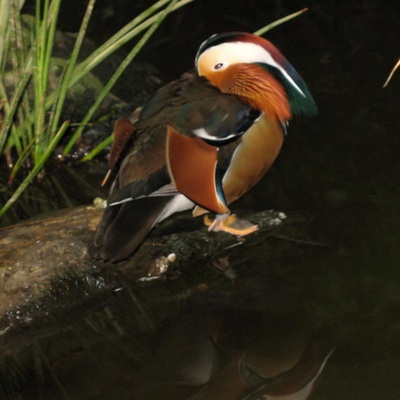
[0,0,26,69]
[48,0,96,136]
[62,0,187,157]
[0,120,70,218]
[0,0,10,69]
[0,0,11,73]
[43,0,62,89]
[80,133,114,162]
[254,8,309,36]
[0,55,33,155]
[42,0,192,118]
[32,0,63,162]
[69,0,193,90]
[7,138,34,184]
[0,0,194,220]
[74,0,171,78]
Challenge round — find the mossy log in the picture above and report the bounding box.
[0,205,313,354]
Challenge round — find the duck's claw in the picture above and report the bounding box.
[204,214,258,236]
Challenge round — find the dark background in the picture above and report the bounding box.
[4,1,400,398]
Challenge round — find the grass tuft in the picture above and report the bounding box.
[0,0,193,220]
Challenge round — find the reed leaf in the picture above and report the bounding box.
[0,56,32,155]
[70,0,193,88]
[62,0,187,157]
[0,121,70,218]
[0,0,191,219]
[80,133,113,162]
[48,0,96,138]
[254,8,308,36]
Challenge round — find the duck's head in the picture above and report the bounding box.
[195,32,317,123]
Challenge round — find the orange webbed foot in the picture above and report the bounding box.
[204,214,258,236]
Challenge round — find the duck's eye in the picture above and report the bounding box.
[214,63,224,70]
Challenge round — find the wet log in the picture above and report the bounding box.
[0,204,312,353]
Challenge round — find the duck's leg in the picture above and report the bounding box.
[204,213,258,236]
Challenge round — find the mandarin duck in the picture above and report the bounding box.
[89,32,317,262]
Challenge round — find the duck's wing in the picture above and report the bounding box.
[90,166,194,262]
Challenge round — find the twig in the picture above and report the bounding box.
[383,58,400,88]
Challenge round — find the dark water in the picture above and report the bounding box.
[2,0,400,398]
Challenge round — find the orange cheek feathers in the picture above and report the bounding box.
[207,64,291,123]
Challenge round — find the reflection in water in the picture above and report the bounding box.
[133,276,333,400]
[0,237,337,400]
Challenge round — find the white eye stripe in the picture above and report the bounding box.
[201,42,268,65]
[198,41,305,97]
